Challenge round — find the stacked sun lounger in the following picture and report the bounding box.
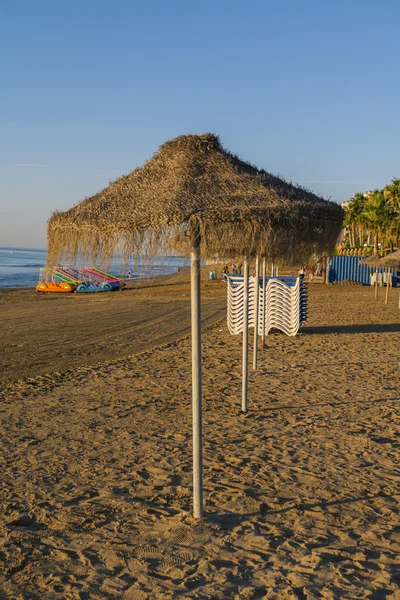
[226,275,308,337]
[259,277,308,337]
[227,275,257,334]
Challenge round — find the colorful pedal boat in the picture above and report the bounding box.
[36,282,77,293]
[76,281,115,293]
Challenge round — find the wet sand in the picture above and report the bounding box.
[0,281,399,598]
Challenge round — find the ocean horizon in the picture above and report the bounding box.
[0,247,191,288]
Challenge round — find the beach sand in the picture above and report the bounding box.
[0,280,399,598]
[0,271,226,384]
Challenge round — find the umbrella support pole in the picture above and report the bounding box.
[242,255,249,413]
[253,255,260,370]
[262,257,266,347]
[385,269,390,304]
[375,267,378,300]
[191,230,203,519]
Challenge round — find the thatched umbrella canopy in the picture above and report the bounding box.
[378,249,400,268]
[359,253,382,267]
[47,133,344,520]
[47,134,343,267]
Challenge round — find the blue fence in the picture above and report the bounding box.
[327,255,397,286]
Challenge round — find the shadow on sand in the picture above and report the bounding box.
[304,323,400,335]
[206,490,394,530]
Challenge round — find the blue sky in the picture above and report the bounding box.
[1,0,399,248]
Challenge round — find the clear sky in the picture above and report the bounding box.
[1,0,399,248]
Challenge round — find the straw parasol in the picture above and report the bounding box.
[47,133,344,519]
[378,250,400,305]
[378,249,400,268]
[358,253,382,266]
[48,134,343,266]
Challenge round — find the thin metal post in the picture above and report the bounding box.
[262,257,266,347]
[375,266,378,300]
[253,255,260,370]
[191,227,203,519]
[385,268,390,304]
[242,255,249,413]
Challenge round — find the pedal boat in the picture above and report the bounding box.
[36,282,77,293]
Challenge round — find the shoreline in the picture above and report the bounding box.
[0,266,192,293]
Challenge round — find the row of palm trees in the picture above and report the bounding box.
[342,178,400,254]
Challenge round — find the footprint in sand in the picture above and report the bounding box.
[159,548,195,569]
[134,544,164,561]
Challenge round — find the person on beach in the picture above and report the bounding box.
[128,270,132,279]
[298,266,305,279]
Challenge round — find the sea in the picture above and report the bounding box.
[0,247,191,288]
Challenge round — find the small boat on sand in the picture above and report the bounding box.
[36,282,77,293]
[36,266,123,293]
[76,281,114,293]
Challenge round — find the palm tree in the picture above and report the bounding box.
[344,192,367,247]
[384,178,400,210]
[343,181,400,253]
[362,190,390,253]
[384,178,400,249]
[352,192,368,246]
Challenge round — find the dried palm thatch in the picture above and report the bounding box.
[378,249,400,268]
[47,133,343,266]
[359,253,382,267]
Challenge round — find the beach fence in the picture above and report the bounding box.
[226,275,308,337]
[327,255,397,286]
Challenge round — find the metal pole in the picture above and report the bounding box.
[262,257,266,347]
[253,255,260,370]
[242,255,249,413]
[375,266,378,300]
[191,226,203,519]
[385,268,390,304]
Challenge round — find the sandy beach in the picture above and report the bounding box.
[0,271,226,384]
[0,278,399,598]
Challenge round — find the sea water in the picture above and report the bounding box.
[0,247,191,288]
